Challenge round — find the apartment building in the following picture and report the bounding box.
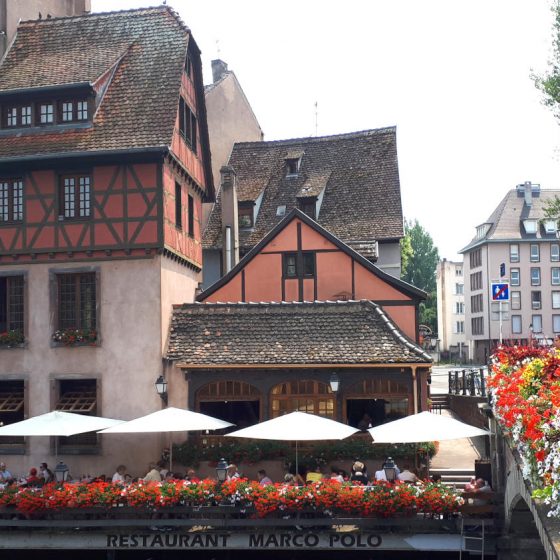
[436,259,467,361]
[460,182,560,364]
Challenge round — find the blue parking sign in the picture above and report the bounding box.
[491,282,509,301]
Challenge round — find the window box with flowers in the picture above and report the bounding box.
[52,328,97,346]
[0,329,25,348]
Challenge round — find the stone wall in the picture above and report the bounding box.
[449,394,488,429]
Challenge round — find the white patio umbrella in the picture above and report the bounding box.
[367,411,490,443]
[226,411,359,478]
[0,411,124,437]
[0,410,124,459]
[368,411,491,477]
[99,407,234,470]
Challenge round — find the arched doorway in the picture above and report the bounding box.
[270,380,334,418]
[197,381,261,429]
[345,378,409,430]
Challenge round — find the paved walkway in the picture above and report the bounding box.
[429,408,483,470]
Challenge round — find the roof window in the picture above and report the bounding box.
[276,205,286,217]
[544,219,557,234]
[523,219,538,234]
[476,223,491,239]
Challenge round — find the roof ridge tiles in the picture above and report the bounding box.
[233,126,396,148]
[19,5,172,25]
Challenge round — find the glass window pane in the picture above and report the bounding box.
[77,101,88,120]
[40,104,53,123]
[79,176,90,217]
[62,102,73,122]
[554,315,560,333]
[512,315,522,334]
[21,106,31,126]
[6,107,17,126]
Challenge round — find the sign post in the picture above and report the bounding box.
[491,282,509,345]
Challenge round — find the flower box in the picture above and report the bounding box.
[52,328,97,346]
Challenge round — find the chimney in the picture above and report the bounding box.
[524,181,533,207]
[212,59,229,83]
[220,166,239,273]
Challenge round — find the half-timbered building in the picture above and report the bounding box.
[0,7,214,473]
[166,209,431,431]
[202,127,404,289]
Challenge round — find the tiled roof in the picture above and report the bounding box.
[166,300,431,365]
[460,188,560,252]
[0,7,196,160]
[203,127,403,249]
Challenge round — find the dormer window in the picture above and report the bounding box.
[6,107,17,127]
[299,199,316,220]
[476,223,491,239]
[39,103,54,124]
[544,219,557,234]
[286,159,299,176]
[61,100,88,122]
[523,219,538,234]
[238,204,254,228]
[4,105,32,127]
[284,151,303,177]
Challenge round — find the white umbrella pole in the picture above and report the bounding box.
[169,433,173,473]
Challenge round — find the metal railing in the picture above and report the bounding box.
[448,368,486,397]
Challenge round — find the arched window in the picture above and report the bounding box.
[270,380,334,418]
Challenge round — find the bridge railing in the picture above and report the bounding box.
[448,368,486,397]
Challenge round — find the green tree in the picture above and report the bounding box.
[534,1,560,119]
[401,219,440,333]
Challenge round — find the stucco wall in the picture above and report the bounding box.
[204,73,262,202]
[0,257,169,479]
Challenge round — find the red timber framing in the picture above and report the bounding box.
[0,162,203,270]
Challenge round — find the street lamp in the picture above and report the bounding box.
[54,461,69,483]
[155,375,168,404]
[383,457,397,482]
[216,458,228,483]
[329,372,340,393]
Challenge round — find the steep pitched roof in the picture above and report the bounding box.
[166,300,431,366]
[203,127,403,249]
[460,188,560,253]
[0,6,212,194]
[198,208,426,302]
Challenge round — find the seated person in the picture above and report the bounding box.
[350,469,368,485]
[305,465,323,484]
[357,414,372,431]
[257,469,273,486]
[330,467,344,483]
[25,468,42,487]
[397,464,418,483]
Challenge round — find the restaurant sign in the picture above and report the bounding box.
[0,531,462,551]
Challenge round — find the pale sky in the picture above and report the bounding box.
[92,0,560,260]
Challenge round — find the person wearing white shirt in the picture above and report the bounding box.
[112,464,127,483]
